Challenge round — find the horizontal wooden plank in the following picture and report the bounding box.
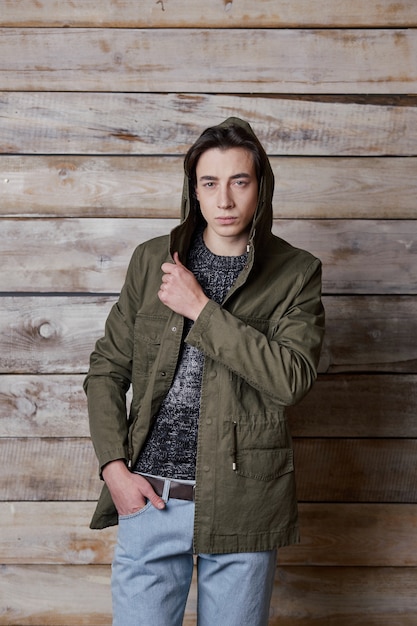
[1,437,416,502]
[0,375,90,437]
[0,218,173,293]
[0,296,115,374]
[0,438,101,501]
[1,218,416,294]
[0,296,416,374]
[2,0,417,28]
[281,503,417,567]
[0,502,116,565]
[2,93,416,157]
[1,502,416,567]
[0,29,416,93]
[276,220,417,295]
[2,374,415,439]
[1,156,416,219]
[322,296,417,373]
[0,564,113,625]
[296,439,417,502]
[2,564,417,625]
[288,374,417,437]
[269,567,417,625]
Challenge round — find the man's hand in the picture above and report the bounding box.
[102,460,165,515]
[158,252,209,321]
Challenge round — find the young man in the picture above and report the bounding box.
[84,117,325,625]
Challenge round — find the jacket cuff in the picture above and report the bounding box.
[186,299,219,346]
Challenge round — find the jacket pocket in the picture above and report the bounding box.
[133,314,168,381]
[225,416,294,482]
[236,447,294,481]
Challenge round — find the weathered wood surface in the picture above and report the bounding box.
[281,503,417,566]
[2,93,416,156]
[0,297,112,375]
[2,437,417,502]
[1,219,415,294]
[0,565,113,626]
[2,564,417,626]
[320,296,417,373]
[1,29,416,93]
[0,219,173,293]
[0,375,90,437]
[0,438,101,501]
[288,374,417,437]
[2,374,415,439]
[296,438,417,502]
[1,296,416,374]
[1,502,416,567]
[268,567,417,626]
[2,0,417,28]
[2,156,416,219]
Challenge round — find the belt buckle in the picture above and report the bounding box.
[192,484,196,501]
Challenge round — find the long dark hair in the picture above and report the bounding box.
[184,122,266,190]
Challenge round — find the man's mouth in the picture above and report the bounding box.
[216,216,237,224]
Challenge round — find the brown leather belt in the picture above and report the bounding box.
[144,475,195,501]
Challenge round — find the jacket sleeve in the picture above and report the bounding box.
[185,257,325,406]
[83,253,139,473]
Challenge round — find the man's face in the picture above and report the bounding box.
[195,147,258,256]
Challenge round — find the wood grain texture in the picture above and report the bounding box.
[281,503,417,567]
[0,296,116,374]
[0,564,112,626]
[295,438,417,502]
[1,502,416,567]
[268,567,417,626]
[1,156,416,219]
[320,296,417,373]
[1,219,415,294]
[0,502,116,565]
[288,374,417,437]
[0,375,90,437]
[1,437,416,502]
[0,438,101,501]
[2,0,417,28]
[1,29,416,93]
[2,93,416,156]
[1,296,416,374]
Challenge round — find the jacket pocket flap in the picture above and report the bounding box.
[236,448,294,481]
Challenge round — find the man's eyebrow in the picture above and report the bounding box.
[198,172,252,181]
[230,172,251,179]
[199,175,218,181]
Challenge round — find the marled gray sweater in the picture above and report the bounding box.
[134,231,247,479]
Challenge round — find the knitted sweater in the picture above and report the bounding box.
[134,231,247,480]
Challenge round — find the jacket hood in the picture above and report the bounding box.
[172,117,275,258]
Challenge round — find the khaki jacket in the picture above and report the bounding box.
[84,117,325,553]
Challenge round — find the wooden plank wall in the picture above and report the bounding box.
[1,1,417,624]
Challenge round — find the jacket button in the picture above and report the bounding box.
[171,326,177,332]
[206,418,212,425]
[203,465,210,472]
[161,371,166,377]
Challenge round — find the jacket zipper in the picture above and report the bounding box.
[232,421,238,471]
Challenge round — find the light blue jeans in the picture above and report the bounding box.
[112,484,277,626]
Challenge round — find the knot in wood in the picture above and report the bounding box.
[39,322,55,340]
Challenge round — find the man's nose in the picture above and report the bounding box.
[217,185,233,209]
